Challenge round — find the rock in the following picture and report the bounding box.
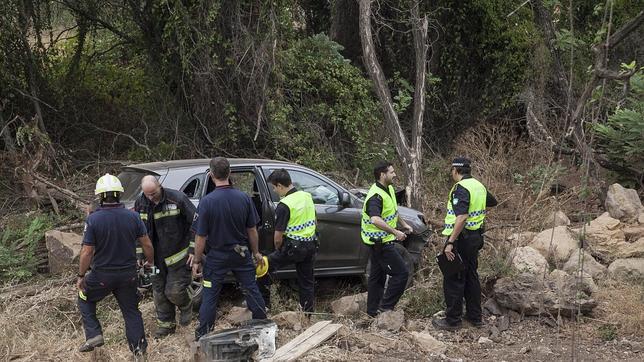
[639,212,644,225]
[411,332,447,354]
[608,258,644,281]
[508,310,521,323]
[549,210,571,226]
[563,249,607,279]
[580,272,598,294]
[549,269,597,295]
[530,226,579,264]
[624,226,644,241]
[330,293,367,316]
[489,325,501,342]
[478,336,493,344]
[497,315,510,332]
[536,346,553,355]
[616,238,644,259]
[405,319,425,332]
[541,317,557,328]
[374,310,405,332]
[224,306,252,325]
[585,213,628,262]
[494,273,597,316]
[519,346,531,354]
[605,183,643,222]
[483,298,506,316]
[368,343,388,354]
[508,231,537,245]
[272,311,303,331]
[45,230,82,274]
[628,341,642,353]
[509,246,549,274]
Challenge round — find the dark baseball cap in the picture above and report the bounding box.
[451,157,471,167]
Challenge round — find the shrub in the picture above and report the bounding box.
[268,34,392,173]
[0,213,53,281]
[593,70,644,183]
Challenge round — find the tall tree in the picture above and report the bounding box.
[527,2,644,178]
[358,0,429,209]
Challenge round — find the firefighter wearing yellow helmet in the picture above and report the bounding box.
[77,173,154,358]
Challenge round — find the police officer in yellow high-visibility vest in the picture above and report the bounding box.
[361,161,413,317]
[432,158,497,331]
[259,169,318,312]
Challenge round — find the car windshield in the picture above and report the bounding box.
[263,168,340,205]
[118,170,156,201]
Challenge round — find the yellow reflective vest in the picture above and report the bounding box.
[361,183,398,245]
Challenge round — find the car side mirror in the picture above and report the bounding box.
[340,191,351,208]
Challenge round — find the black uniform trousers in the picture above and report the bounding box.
[78,269,147,353]
[367,242,409,316]
[258,239,316,312]
[152,257,192,329]
[443,229,484,325]
[196,248,267,340]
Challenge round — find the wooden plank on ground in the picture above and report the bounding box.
[263,320,342,362]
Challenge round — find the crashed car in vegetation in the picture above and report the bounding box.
[119,158,429,298]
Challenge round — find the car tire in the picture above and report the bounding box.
[189,276,203,312]
[362,242,415,290]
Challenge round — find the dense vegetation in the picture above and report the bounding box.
[1,0,640,173]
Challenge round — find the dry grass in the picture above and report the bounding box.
[593,279,644,337]
[420,123,604,236]
[0,274,365,361]
[0,273,198,361]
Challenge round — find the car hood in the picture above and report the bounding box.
[397,205,428,234]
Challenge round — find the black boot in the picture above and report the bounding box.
[432,317,462,331]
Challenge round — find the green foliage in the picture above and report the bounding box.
[598,323,618,341]
[513,164,566,194]
[0,213,53,281]
[555,28,586,52]
[478,247,515,283]
[391,72,413,115]
[593,70,644,178]
[15,124,51,147]
[433,0,538,119]
[268,33,390,172]
[127,141,177,162]
[402,283,444,318]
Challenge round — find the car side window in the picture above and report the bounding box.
[231,170,264,222]
[265,168,340,205]
[181,173,204,199]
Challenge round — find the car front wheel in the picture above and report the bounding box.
[189,275,203,312]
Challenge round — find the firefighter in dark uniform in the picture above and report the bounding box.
[134,175,197,338]
[77,174,154,357]
[258,168,318,313]
[361,161,413,317]
[192,157,267,340]
[432,157,497,330]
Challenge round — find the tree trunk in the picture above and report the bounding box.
[409,4,429,209]
[532,0,570,105]
[330,0,362,64]
[358,0,428,210]
[0,112,17,153]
